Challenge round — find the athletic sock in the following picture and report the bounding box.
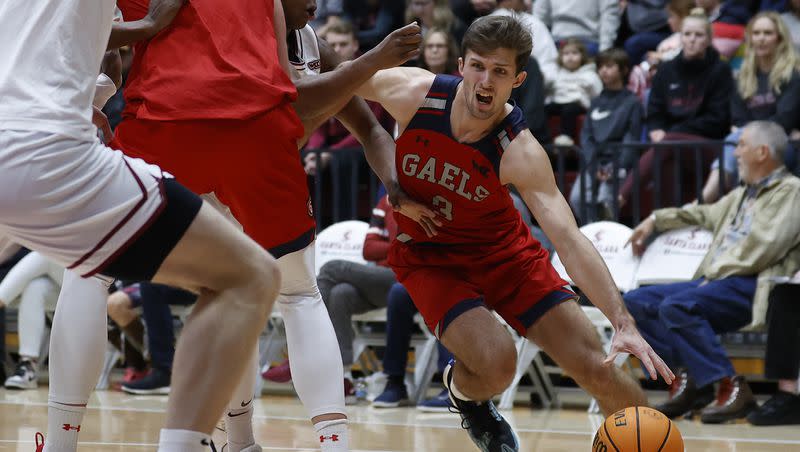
[225,403,256,452]
[157,429,211,452]
[42,402,85,452]
[314,419,349,452]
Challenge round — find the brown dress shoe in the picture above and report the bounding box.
[700,376,758,424]
[655,368,715,418]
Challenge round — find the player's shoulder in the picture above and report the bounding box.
[499,128,550,182]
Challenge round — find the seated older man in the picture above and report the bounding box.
[625,120,800,423]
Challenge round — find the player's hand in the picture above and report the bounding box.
[625,216,655,256]
[605,321,674,384]
[92,106,113,142]
[388,185,442,238]
[365,22,422,70]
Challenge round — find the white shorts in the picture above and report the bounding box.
[0,130,165,277]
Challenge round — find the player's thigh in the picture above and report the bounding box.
[525,300,606,377]
[152,200,276,295]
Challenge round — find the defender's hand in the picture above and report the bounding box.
[364,23,422,70]
[92,106,113,142]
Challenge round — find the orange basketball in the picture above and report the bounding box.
[592,406,684,452]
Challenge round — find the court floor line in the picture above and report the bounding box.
[0,440,401,451]
[3,400,800,446]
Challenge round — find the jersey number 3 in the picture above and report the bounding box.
[432,195,453,221]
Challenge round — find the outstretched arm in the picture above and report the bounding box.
[500,131,674,384]
[355,66,435,132]
[292,23,422,121]
[108,0,186,49]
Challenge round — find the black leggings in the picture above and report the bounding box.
[765,283,800,380]
[545,102,585,139]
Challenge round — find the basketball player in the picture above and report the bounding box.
[354,16,675,451]
[0,3,283,452]
[105,1,428,451]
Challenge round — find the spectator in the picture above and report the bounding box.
[0,239,28,382]
[697,0,754,58]
[107,283,148,386]
[343,0,405,49]
[311,0,344,34]
[621,0,672,64]
[371,283,453,410]
[702,11,800,202]
[418,28,460,75]
[405,0,467,43]
[490,0,560,84]
[746,274,800,426]
[107,282,197,395]
[628,0,696,100]
[620,8,733,216]
[781,0,800,52]
[533,0,622,54]
[0,252,63,390]
[624,121,800,423]
[305,21,394,177]
[450,0,497,24]
[322,19,360,60]
[511,56,552,144]
[569,48,644,223]
[545,38,603,146]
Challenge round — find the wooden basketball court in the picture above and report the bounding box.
[2,388,799,451]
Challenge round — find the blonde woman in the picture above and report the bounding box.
[702,12,800,202]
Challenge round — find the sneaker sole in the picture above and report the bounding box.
[416,405,450,413]
[122,386,171,395]
[372,399,411,408]
[4,381,37,390]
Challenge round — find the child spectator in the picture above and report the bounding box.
[569,48,644,222]
[545,39,603,146]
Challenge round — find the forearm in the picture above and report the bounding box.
[361,124,397,189]
[108,19,157,49]
[293,57,382,120]
[558,232,634,328]
[337,97,397,188]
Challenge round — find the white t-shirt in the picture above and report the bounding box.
[0,0,116,141]
[288,25,322,82]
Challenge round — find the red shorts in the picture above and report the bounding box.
[389,237,576,337]
[110,104,315,256]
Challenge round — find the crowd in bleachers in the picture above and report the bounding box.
[3,0,800,431]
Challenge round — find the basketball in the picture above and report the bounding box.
[592,406,684,452]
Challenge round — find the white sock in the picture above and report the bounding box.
[314,419,349,452]
[225,404,255,452]
[449,376,473,402]
[157,429,211,452]
[42,403,85,452]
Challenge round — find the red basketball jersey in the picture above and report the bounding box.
[394,75,537,248]
[117,0,296,121]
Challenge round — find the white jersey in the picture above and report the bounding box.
[288,25,321,82]
[0,0,116,141]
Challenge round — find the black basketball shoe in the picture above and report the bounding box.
[443,360,519,452]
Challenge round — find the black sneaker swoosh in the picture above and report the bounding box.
[241,398,253,407]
